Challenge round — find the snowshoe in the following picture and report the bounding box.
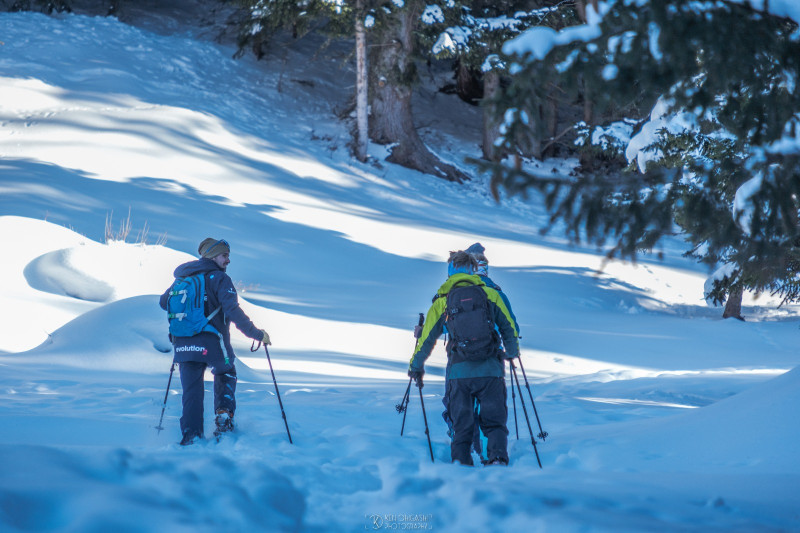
[213,409,234,441]
[484,457,509,467]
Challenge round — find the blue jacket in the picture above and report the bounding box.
[409,273,519,379]
[480,275,519,337]
[160,258,261,369]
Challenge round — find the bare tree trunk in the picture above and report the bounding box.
[575,0,596,169]
[481,69,502,161]
[722,286,745,320]
[583,85,593,124]
[529,105,543,159]
[542,89,559,158]
[368,5,469,182]
[576,0,587,22]
[455,61,482,103]
[579,79,594,169]
[575,0,599,22]
[354,0,368,162]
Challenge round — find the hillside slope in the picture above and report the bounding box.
[1,11,799,533]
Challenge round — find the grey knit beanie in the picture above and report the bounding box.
[198,238,230,259]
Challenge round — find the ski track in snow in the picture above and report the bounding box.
[0,11,799,533]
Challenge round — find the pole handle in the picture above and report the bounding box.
[413,312,424,339]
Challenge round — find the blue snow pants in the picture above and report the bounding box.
[179,361,237,440]
[448,376,508,465]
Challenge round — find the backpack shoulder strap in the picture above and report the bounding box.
[207,306,222,321]
[169,277,189,304]
[200,272,223,321]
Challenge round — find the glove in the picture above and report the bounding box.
[408,369,424,388]
[260,329,271,346]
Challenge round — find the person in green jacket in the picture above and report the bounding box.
[408,250,520,465]
[440,243,520,459]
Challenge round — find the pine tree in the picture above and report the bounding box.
[235,0,327,59]
[236,0,470,181]
[418,1,579,161]
[490,0,800,310]
[7,0,71,13]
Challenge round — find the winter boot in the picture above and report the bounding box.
[214,409,234,436]
[179,431,201,446]
[485,457,509,466]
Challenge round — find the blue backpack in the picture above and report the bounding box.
[167,274,221,338]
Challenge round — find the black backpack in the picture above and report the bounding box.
[444,281,498,361]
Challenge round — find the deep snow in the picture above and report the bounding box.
[1,10,799,533]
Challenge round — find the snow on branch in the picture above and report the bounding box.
[502,2,607,62]
[733,174,763,235]
[765,114,800,155]
[729,0,800,24]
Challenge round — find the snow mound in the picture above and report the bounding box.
[0,444,305,532]
[565,365,800,474]
[25,247,115,302]
[24,240,191,302]
[0,216,194,353]
[19,296,173,373]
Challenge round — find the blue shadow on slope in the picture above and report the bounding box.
[6,158,762,373]
[0,158,444,329]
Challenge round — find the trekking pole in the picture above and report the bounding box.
[509,360,519,440]
[252,341,293,444]
[396,378,412,435]
[399,312,427,441]
[517,357,548,441]
[405,312,434,461]
[510,360,542,469]
[415,378,435,463]
[155,362,176,434]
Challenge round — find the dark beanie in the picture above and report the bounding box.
[198,238,230,259]
[466,242,485,255]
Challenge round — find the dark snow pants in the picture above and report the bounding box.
[448,376,508,465]
[179,361,237,440]
[442,380,482,455]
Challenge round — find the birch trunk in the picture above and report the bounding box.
[481,69,502,162]
[354,0,368,162]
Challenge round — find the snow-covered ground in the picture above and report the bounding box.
[1,11,799,533]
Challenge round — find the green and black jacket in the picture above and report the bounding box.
[409,273,520,379]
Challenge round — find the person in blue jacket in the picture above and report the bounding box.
[466,242,519,336]
[160,238,270,445]
[409,250,519,465]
